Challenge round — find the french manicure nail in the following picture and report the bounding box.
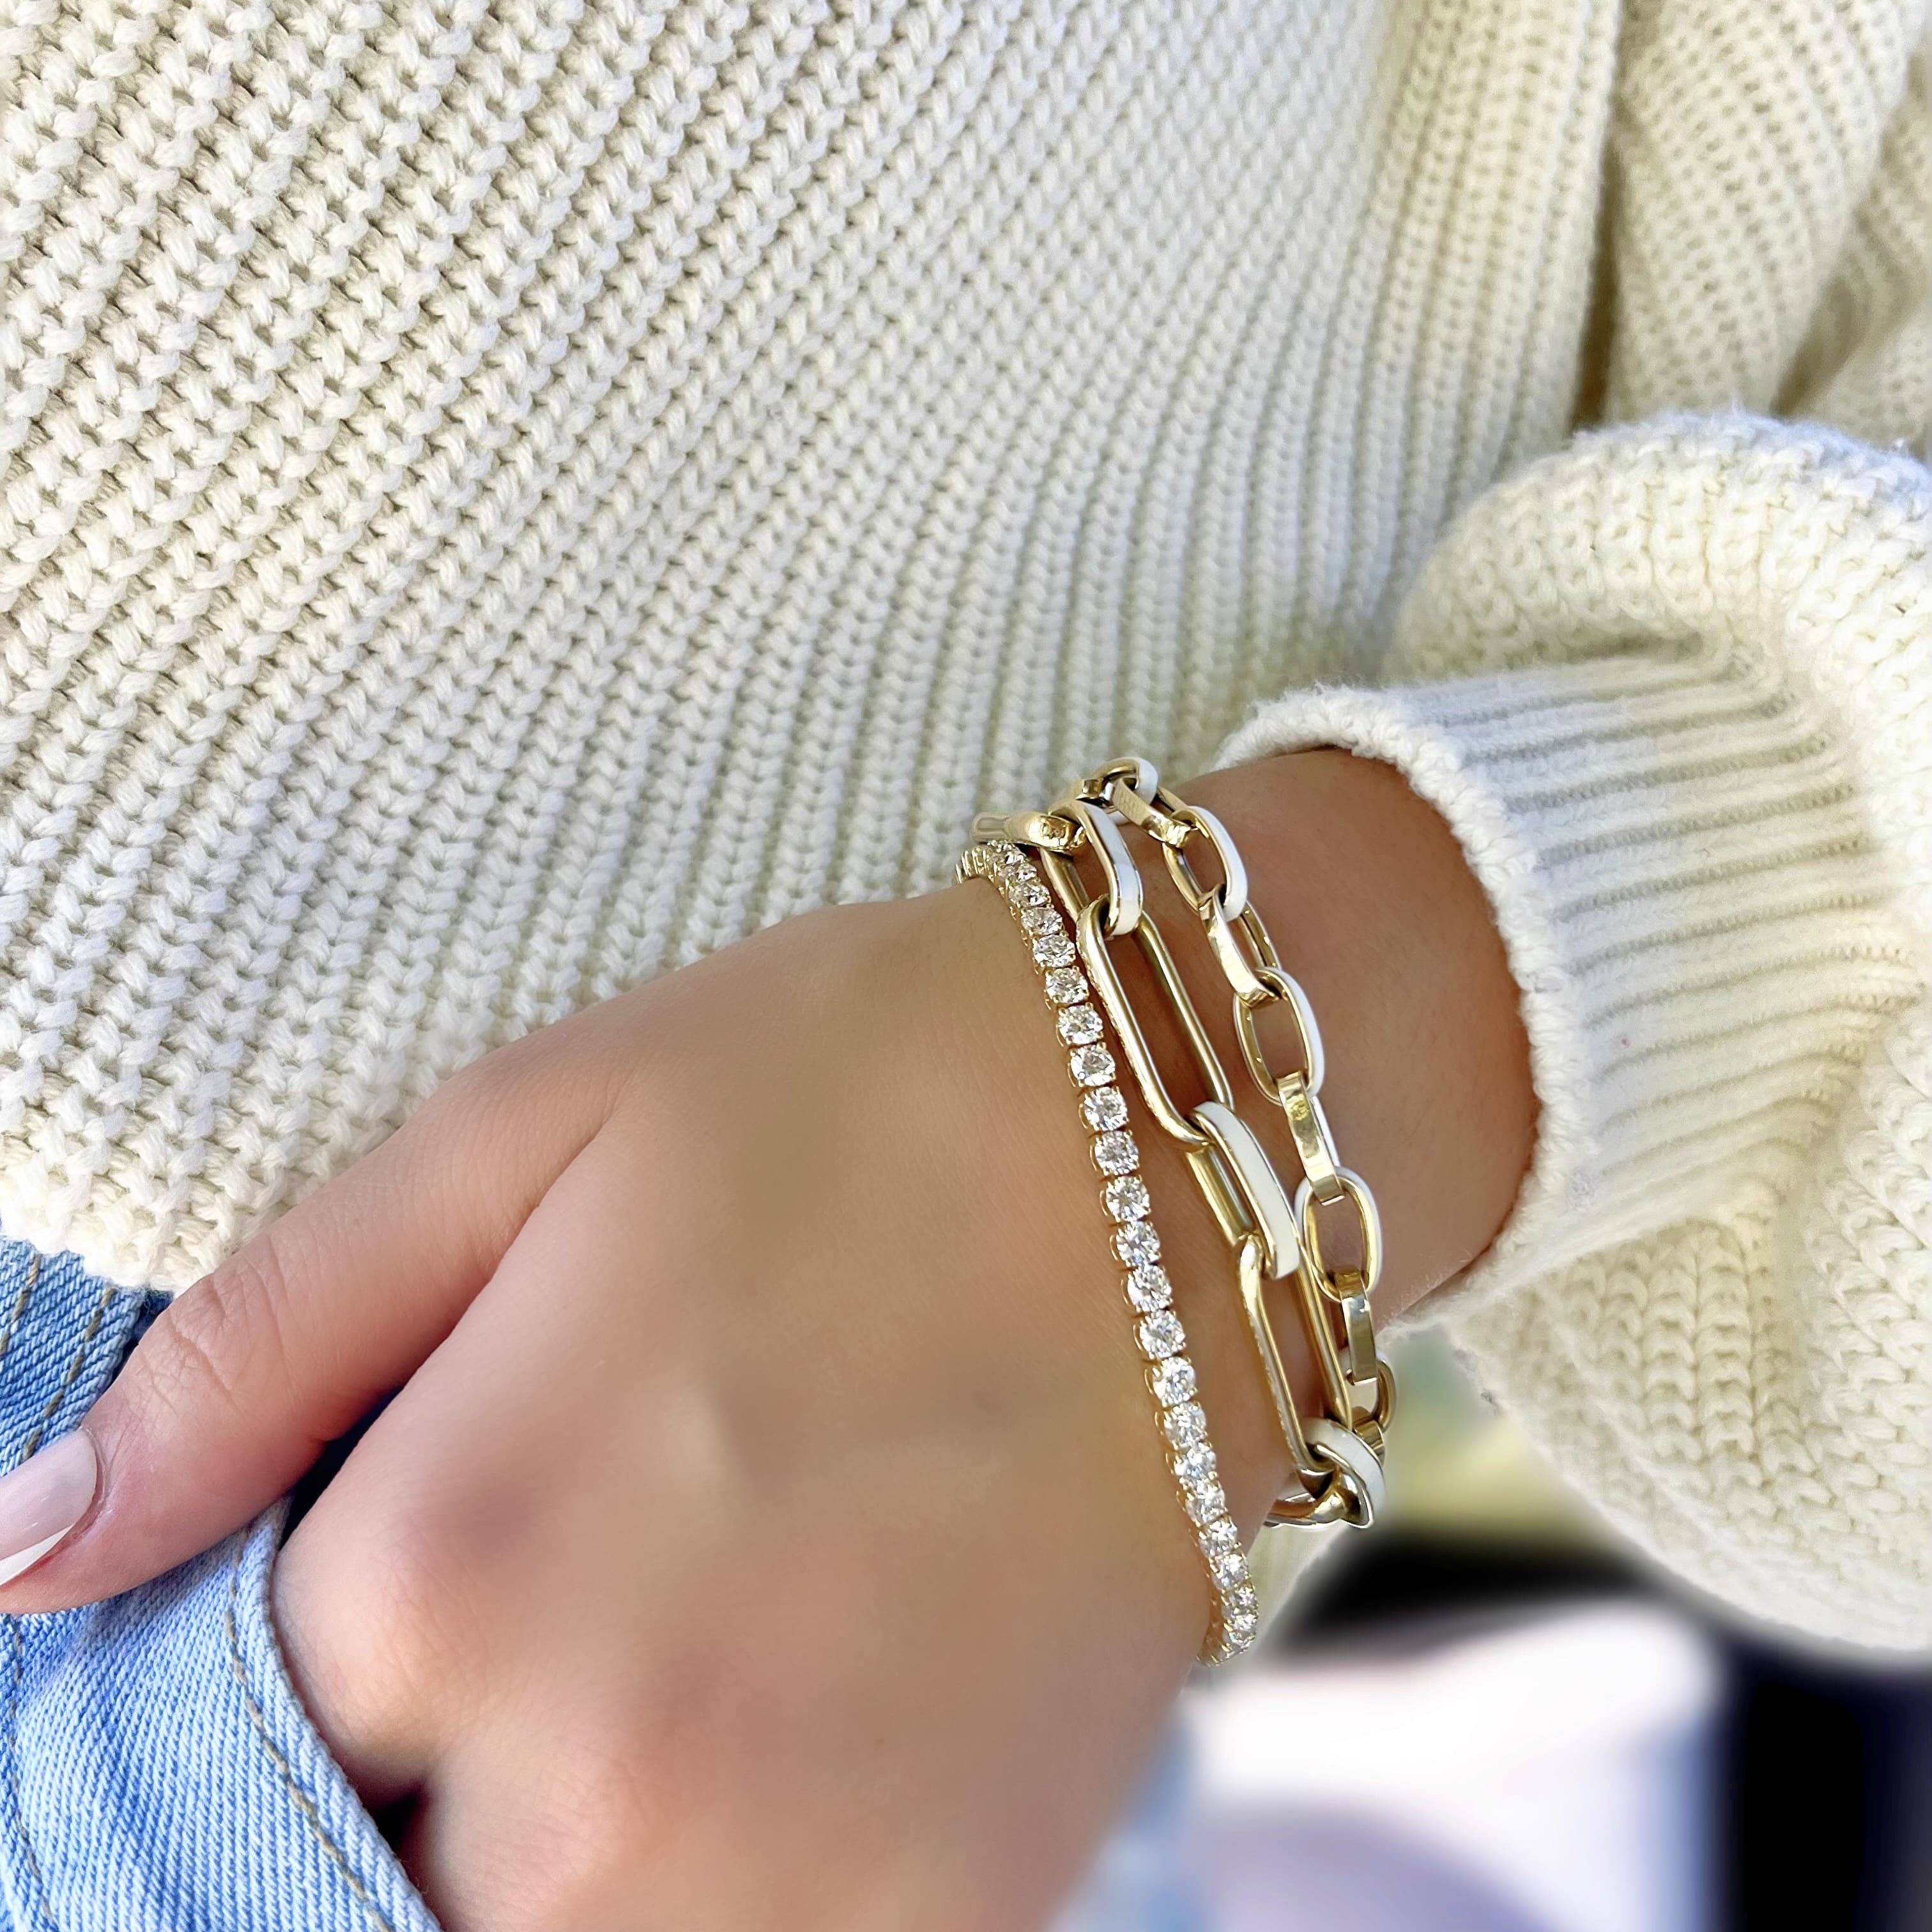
[0,1431,97,1586]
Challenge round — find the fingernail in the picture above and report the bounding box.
[0,1431,97,1586]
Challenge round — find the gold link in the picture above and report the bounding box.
[1338,1285,1381,1414]
[1234,1234,1319,1479]
[1295,1166,1384,1303]
[1038,855,1232,1149]
[1160,801,1249,920]
[1199,896,1282,1005]
[1106,774,1195,849]
[1275,1071,1347,1206]
[1264,1478,1357,1528]
[1232,963,1327,1102]
[1076,755,1160,805]
[970,808,1078,851]
[1055,797,1144,939]
[1291,1239,1356,1425]
[1190,1099,1301,1280]
[1182,1142,1250,1251]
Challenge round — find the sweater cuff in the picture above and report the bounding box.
[1206,650,1918,1318]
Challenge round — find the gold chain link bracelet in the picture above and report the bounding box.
[972,756,1395,1548]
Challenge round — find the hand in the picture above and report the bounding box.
[0,749,1535,1931]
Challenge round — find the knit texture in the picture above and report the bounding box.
[3,0,1931,1642]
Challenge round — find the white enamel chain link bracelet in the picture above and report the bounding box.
[960,756,1394,1664]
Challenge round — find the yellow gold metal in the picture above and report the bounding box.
[1232,963,1327,1101]
[1160,800,1248,920]
[1295,1166,1384,1302]
[1275,1071,1347,1206]
[1199,894,1283,1005]
[1190,1099,1301,1280]
[1055,796,1144,938]
[973,753,1396,1557]
[956,838,1260,1664]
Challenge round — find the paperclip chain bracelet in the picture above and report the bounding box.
[972,757,1396,1540]
[956,838,1262,1665]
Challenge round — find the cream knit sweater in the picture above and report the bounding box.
[4,0,1930,1648]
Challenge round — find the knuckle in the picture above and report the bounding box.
[135,1236,302,1431]
[289,1506,485,1750]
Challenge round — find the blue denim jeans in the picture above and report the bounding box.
[0,1238,436,1931]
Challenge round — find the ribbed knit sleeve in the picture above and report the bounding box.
[1209,417,1932,1648]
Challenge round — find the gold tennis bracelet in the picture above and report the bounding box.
[960,757,1394,1663]
[958,837,1260,1663]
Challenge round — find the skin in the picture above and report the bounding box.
[0,747,1536,1931]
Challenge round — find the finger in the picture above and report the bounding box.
[0,997,643,1610]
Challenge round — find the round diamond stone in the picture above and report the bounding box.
[1174,1443,1217,1491]
[1161,1402,1208,1450]
[1225,1583,1258,1620]
[1032,930,1076,968]
[1045,967,1087,1005]
[1091,1131,1137,1176]
[1149,1356,1196,1406]
[1082,1086,1128,1131]
[1210,1548,1249,1591]
[1015,878,1052,907]
[1136,1310,1184,1360]
[1069,1043,1116,1086]
[1103,1175,1151,1222]
[1114,1219,1160,1268]
[1222,1607,1259,1646]
[1125,1262,1170,1312]
[1184,1480,1227,1525]
[1056,1002,1103,1046]
[1199,1515,1240,1560]
[1021,902,1062,935]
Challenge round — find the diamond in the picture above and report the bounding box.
[1032,930,1076,968]
[1114,1219,1160,1268]
[1149,1356,1196,1406]
[1125,1262,1171,1312]
[1174,1443,1217,1491]
[993,843,1027,868]
[1069,1043,1115,1086]
[1082,1086,1128,1131]
[1222,1608,1259,1646]
[1199,1516,1240,1560]
[1184,1480,1226,1525]
[1136,1310,1184,1360]
[1225,1583,1257,1620]
[1161,1402,1208,1450]
[1103,1175,1151,1222]
[1022,903,1062,935]
[1210,1548,1249,1591]
[1091,1131,1137,1176]
[1014,878,1051,907]
[1045,967,1087,1005]
[1056,1002,1103,1046]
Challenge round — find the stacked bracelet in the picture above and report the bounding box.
[957,838,1261,1664]
[961,756,1395,1666]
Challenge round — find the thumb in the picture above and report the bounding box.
[0,1014,631,1611]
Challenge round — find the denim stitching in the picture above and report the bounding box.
[0,1258,41,1395]
[224,1544,393,1932]
[0,1266,116,1932]
[2,1621,56,1932]
[15,1285,114,1466]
